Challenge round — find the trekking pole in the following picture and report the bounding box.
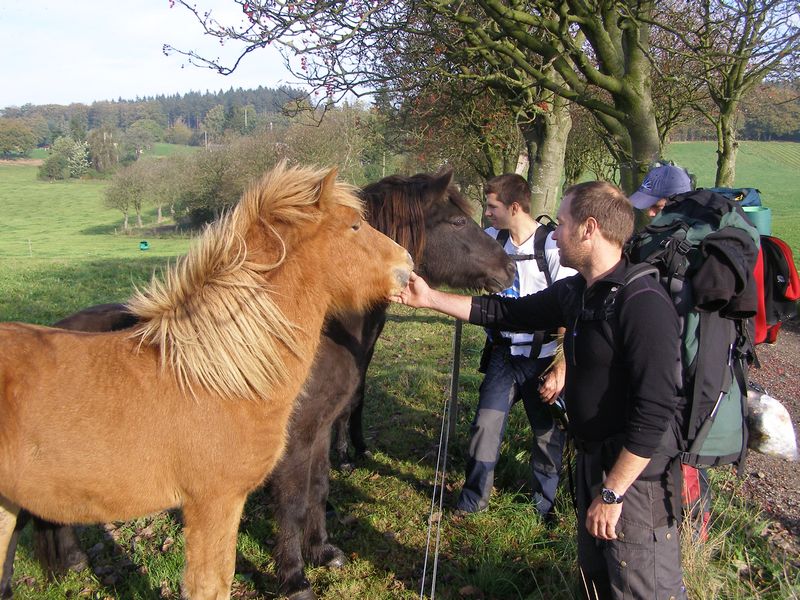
[420,319,461,600]
[448,319,462,441]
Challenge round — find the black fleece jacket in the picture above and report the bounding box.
[469,258,684,460]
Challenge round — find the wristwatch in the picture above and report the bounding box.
[600,487,624,504]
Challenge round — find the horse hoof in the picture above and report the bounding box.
[282,575,315,600]
[287,588,316,600]
[65,549,89,572]
[338,459,356,473]
[320,544,348,569]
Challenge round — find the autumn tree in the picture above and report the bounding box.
[649,0,800,185]
[165,117,193,145]
[168,0,674,194]
[105,162,148,229]
[0,119,36,157]
[740,82,800,140]
[87,125,120,172]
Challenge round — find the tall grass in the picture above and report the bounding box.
[0,144,798,598]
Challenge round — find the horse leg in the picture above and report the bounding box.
[347,364,372,460]
[271,454,316,600]
[32,517,88,575]
[332,410,352,468]
[304,429,346,570]
[0,498,21,600]
[181,495,246,600]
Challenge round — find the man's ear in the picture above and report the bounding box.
[582,217,599,239]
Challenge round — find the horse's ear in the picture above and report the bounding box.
[317,167,339,209]
[428,168,453,199]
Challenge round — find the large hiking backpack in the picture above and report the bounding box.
[625,189,760,474]
[704,187,763,207]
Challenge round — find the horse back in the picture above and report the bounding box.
[0,322,291,524]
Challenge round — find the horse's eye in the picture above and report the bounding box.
[351,220,362,231]
[452,216,467,227]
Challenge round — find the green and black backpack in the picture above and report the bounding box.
[621,189,761,474]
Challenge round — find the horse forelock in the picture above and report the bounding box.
[125,162,360,402]
[362,175,432,264]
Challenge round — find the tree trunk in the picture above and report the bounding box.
[483,143,519,180]
[524,97,572,216]
[618,98,662,195]
[136,210,143,228]
[715,109,738,187]
[157,204,163,224]
[123,212,129,231]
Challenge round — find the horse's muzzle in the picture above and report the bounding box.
[393,251,413,291]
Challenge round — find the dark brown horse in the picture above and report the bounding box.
[2,170,513,600]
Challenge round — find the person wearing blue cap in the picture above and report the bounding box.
[629,164,692,218]
[631,162,713,543]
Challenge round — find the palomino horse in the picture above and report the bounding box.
[4,170,514,600]
[0,163,412,600]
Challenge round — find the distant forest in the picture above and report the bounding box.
[0,86,307,142]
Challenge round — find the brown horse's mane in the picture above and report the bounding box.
[361,173,472,265]
[126,162,363,401]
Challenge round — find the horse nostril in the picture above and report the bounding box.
[394,267,410,289]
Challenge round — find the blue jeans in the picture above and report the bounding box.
[457,345,565,515]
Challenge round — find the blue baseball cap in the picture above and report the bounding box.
[629,165,692,209]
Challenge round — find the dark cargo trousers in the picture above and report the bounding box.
[456,347,565,515]
[575,450,688,600]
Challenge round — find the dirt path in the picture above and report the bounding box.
[741,320,800,560]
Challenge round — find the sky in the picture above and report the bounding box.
[0,0,298,109]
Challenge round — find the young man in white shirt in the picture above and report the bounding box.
[456,174,574,518]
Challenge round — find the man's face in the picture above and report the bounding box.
[484,192,514,230]
[553,194,587,270]
[646,198,667,218]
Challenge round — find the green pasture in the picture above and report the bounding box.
[0,163,190,262]
[0,142,798,599]
[665,141,800,254]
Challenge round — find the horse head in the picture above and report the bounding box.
[362,169,515,293]
[126,162,412,401]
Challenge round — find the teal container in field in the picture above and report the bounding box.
[743,206,772,236]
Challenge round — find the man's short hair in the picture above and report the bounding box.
[485,174,531,213]
[563,181,634,247]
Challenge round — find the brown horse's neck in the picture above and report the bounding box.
[262,254,332,394]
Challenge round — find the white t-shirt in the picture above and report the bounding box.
[485,224,577,358]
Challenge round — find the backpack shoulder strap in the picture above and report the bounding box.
[533,215,556,286]
[494,228,510,248]
[494,218,558,287]
[592,263,662,350]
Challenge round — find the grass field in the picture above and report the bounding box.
[665,141,800,254]
[0,142,798,599]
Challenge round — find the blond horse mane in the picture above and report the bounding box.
[126,162,363,401]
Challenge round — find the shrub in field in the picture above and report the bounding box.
[38,137,90,180]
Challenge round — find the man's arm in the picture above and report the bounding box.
[391,272,473,320]
[585,448,651,540]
